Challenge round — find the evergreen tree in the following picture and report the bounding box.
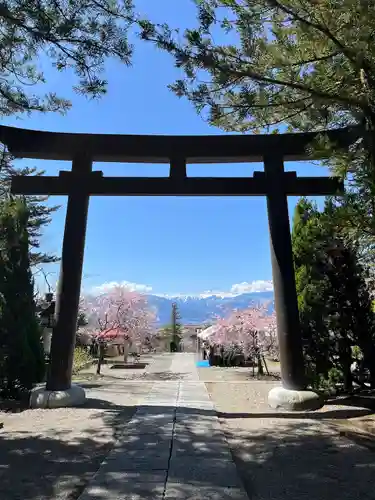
[170,302,183,351]
[292,197,375,390]
[292,199,332,384]
[0,198,45,398]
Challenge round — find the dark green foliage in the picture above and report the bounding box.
[292,197,375,391]
[214,345,245,368]
[140,1,374,132]
[171,302,182,334]
[0,198,45,399]
[1,0,135,116]
[170,302,183,351]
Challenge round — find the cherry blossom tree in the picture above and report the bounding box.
[208,304,278,372]
[81,285,156,363]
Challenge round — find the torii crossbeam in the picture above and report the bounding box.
[12,170,340,196]
[0,125,356,410]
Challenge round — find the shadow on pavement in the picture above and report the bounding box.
[76,372,184,382]
[325,393,375,410]
[216,408,374,420]
[2,397,375,500]
[225,417,375,500]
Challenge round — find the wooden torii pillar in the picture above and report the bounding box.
[0,125,355,409]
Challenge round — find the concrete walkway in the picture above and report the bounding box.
[78,353,248,500]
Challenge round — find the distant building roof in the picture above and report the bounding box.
[183,324,204,330]
[96,328,127,340]
[197,325,219,340]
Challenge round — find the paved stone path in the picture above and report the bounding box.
[78,353,248,500]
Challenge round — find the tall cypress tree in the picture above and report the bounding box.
[0,198,45,398]
[292,197,375,390]
[170,302,182,352]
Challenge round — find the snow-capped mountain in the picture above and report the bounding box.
[146,291,274,325]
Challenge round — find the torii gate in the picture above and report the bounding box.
[0,125,357,409]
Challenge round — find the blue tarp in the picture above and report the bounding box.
[196,360,210,368]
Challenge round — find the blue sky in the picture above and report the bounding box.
[3,0,329,297]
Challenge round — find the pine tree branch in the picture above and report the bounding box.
[145,32,364,108]
[268,0,359,68]
[216,50,363,108]
[278,52,341,69]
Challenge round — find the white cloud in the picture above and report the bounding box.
[88,279,273,298]
[197,291,235,298]
[191,281,273,298]
[90,280,153,295]
[155,281,274,299]
[230,280,273,294]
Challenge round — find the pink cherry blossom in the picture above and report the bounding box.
[208,303,278,359]
[80,285,156,348]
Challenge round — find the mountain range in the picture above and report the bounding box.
[146,291,275,326]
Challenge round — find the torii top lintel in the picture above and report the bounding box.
[0,125,359,164]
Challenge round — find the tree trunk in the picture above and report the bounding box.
[96,342,105,375]
[123,338,130,364]
[208,345,215,366]
[262,355,270,376]
[257,353,264,375]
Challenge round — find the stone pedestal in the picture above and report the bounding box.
[30,384,86,409]
[268,386,323,411]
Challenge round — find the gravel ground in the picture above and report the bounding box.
[197,364,280,383]
[204,377,375,500]
[0,354,173,500]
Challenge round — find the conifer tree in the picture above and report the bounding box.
[171,302,183,351]
[0,198,45,398]
[292,197,375,390]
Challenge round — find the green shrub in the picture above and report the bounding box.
[352,345,363,361]
[72,347,93,375]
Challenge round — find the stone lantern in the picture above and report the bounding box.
[39,294,55,355]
